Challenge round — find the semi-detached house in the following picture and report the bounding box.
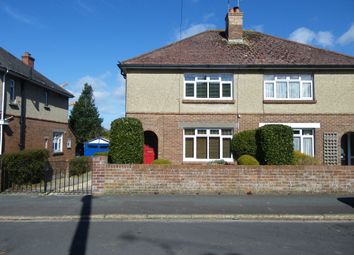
[119,7,354,165]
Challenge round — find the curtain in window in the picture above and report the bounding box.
[302,82,312,98]
[276,82,287,98]
[185,83,194,97]
[185,138,194,158]
[209,137,220,159]
[196,137,207,159]
[222,83,231,97]
[289,82,300,98]
[265,83,274,98]
[209,83,220,98]
[223,138,231,158]
[303,137,313,156]
[293,137,301,151]
[196,82,207,98]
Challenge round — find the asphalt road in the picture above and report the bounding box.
[0,221,353,255]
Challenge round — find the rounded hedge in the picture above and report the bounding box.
[231,129,257,160]
[109,117,144,164]
[292,150,319,165]
[256,124,294,165]
[237,155,259,165]
[69,157,90,176]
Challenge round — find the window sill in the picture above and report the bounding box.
[9,102,19,108]
[44,105,51,110]
[182,99,235,104]
[263,100,317,104]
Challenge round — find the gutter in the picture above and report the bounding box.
[0,69,9,155]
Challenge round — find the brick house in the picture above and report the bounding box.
[118,7,354,165]
[0,47,75,160]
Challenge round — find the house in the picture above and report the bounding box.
[84,137,109,156]
[0,48,75,160]
[118,7,354,165]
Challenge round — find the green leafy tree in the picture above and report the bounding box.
[69,83,103,154]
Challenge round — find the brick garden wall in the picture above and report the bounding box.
[91,156,354,195]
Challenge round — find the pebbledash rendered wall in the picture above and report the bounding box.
[91,156,354,195]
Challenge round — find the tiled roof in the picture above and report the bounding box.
[120,30,354,68]
[0,47,73,98]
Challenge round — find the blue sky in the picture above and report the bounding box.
[1,0,354,128]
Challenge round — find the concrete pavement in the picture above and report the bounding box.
[0,194,353,221]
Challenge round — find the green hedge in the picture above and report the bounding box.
[93,151,109,156]
[69,157,90,176]
[152,159,171,165]
[292,151,319,165]
[237,155,260,165]
[256,125,294,165]
[1,149,49,185]
[109,117,144,164]
[231,129,257,159]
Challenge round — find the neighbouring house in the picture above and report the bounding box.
[118,7,354,165]
[84,137,109,156]
[0,47,76,160]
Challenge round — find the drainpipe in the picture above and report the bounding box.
[0,69,9,155]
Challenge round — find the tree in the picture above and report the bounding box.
[69,83,103,154]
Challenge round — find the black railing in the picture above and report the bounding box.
[0,160,91,194]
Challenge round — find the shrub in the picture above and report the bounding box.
[292,151,319,165]
[109,117,144,164]
[94,151,109,156]
[152,159,171,165]
[256,124,294,165]
[207,159,228,165]
[237,155,260,165]
[1,149,49,185]
[69,157,90,176]
[231,130,257,159]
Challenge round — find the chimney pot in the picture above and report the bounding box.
[22,52,35,68]
[225,6,244,43]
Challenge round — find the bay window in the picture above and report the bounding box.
[184,74,233,100]
[183,128,233,161]
[264,74,313,100]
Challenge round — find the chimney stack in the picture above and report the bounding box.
[225,6,244,43]
[22,52,35,68]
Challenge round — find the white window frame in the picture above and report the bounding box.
[184,74,233,100]
[53,132,64,153]
[293,129,315,156]
[183,128,233,162]
[264,74,313,100]
[9,79,16,103]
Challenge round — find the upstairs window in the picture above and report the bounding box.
[9,80,16,103]
[264,74,313,100]
[184,74,233,100]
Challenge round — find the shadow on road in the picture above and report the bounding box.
[337,197,354,208]
[69,195,92,255]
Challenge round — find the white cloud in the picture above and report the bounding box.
[289,27,334,47]
[177,23,216,40]
[337,24,354,45]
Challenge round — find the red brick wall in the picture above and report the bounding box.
[4,116,76,160]
[91,156,354,195]
[127,113,354,164]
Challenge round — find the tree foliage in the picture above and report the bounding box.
[69,83,103,146]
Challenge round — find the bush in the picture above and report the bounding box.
[69,157,90,176]
[237,155,260,165]
[1,149,49,185]
[292,151,319,165]
[231,130,257,159]
[256,125,294,165]
[94,151,109,156]
[152,159,171,165]
[109,117,144,164]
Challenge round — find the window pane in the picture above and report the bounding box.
[196,137,207,159]
[222,83,231,97]
[184,74,194,81]
[197,129,207,135]
[209,75,219,81]
[289,82,300,98]
[293,130,301,135]
[185,138,194,158]
[209,83,220,98]
[303,137,313,156]
[209,137,220,159]
[293,137,301,151]
[185,83,194,97]
[265,82,274,98]
[196,82,207,98]
[264,75,275,81]
[185,129,195,135]
[302,82,312,98]
[222,129,232,135]
[276,82,287,98]
[196,75,207,80]
[290,75,299,80]
[300,74,312,81]
[303,129,313,135]
[276,75,286,80]
[221,74,233,81]
[210,129,219,135]
[223,138,231,158]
